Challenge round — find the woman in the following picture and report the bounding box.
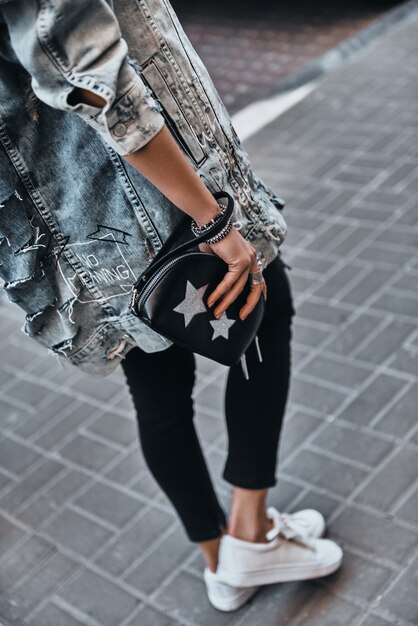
[0,0,343,613]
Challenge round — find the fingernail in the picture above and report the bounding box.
[240,313,247,320]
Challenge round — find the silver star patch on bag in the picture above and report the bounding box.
[173,279,209,327]
[210,313,235,340]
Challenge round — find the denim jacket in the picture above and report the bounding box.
[0,0,287,376]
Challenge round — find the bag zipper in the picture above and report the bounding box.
[240,333,263,381]
[130,251,200,313]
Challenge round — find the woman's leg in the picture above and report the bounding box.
[223,252,295,541]
[188,252,295,569]
[121,252,294,571]
[121,341,228,556]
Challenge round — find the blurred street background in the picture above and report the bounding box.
[175,0,402,112]
[0,2,417,625]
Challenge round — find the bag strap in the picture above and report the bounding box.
[134,190,235,286]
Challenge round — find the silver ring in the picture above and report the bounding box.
[250,253,265,285]
[250,268,264,285]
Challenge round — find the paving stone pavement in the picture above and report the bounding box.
[1,8,418,626]
[174,0,402,113]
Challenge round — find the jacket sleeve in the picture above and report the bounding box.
[0,0,166,156]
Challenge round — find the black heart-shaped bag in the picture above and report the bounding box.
[129,190,265,370]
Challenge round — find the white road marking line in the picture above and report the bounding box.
[231,81,318,142]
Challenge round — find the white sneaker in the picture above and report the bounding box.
[215,507,342,589]
[204,567,260,612]
[204,506,332,612]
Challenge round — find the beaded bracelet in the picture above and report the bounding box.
[204,219,233,245]
[190,201,228,238]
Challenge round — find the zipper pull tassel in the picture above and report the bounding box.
[255,334,263,363]
[240,352,249,380]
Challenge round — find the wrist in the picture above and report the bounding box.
[193,201,222,228]
[204,219,234,245]
[190,197,232,244]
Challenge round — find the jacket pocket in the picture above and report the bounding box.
[141,58,208,166]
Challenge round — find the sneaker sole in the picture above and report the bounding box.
[206,586,259,612]
[217,552,343,588]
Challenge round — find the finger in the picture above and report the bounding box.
[238,251,265,318]
[207,269,246,308]
[239,282,264,320]
[207,249,255,307]
[212,271,249,318]
[198,242,215,254]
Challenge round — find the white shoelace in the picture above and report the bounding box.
[265,508,317,550]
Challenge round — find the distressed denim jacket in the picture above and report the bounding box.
[0,0,287,376]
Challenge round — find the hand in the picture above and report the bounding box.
[198,225,267,321]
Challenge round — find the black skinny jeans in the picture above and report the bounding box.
[122,253,295,543]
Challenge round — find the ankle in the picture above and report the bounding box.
[227,515,273,544]
[200,526,226,573]
[228,529,268,543]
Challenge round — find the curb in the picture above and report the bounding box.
[266,0,418,98]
